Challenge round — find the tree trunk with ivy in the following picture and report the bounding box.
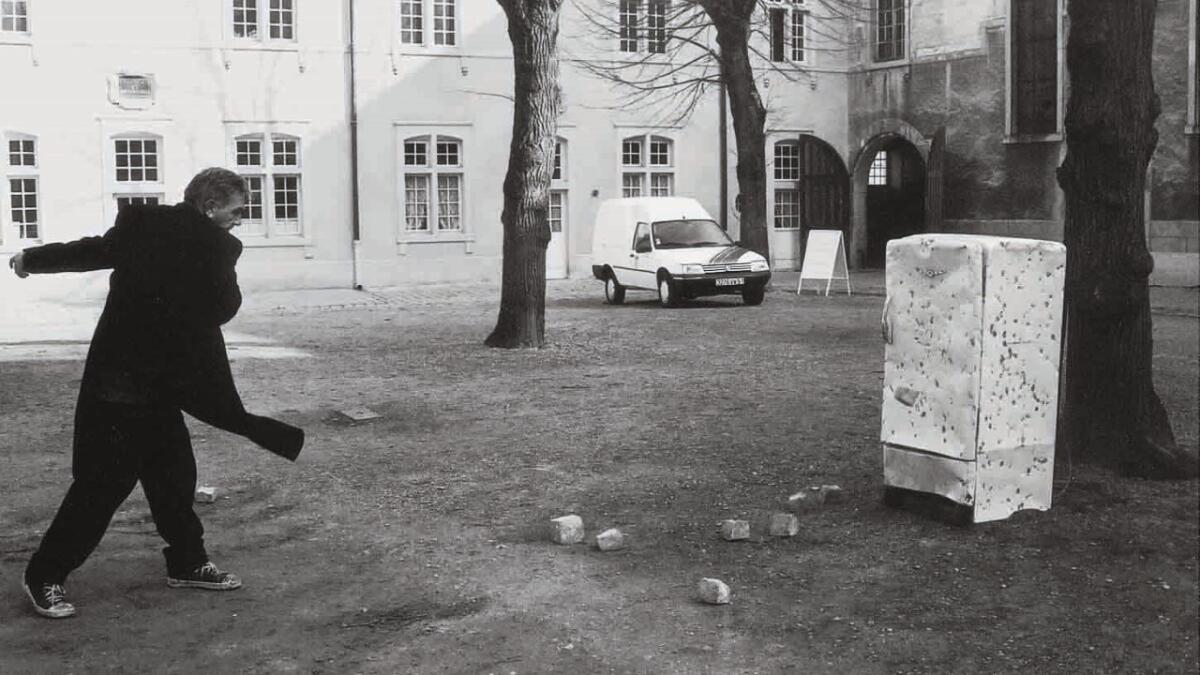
[1056,0,1198,478]
[486,0,564,348]
[700,0,770,259]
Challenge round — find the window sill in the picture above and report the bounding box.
[1,240,42,254]
[393,44,462,56]
[1004,133,1064,144]
[859,58,909,72]
[0,33,32,46]
[238,235,310,248]
[222,41,299,52]
[396,234,476,255]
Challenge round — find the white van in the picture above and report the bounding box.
[590,197,771,306]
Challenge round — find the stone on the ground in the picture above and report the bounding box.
[787,490,816,511]
[194,487,217,504]
[697,578,732,605]
[719,519,750,541]
[768,512,800,537]
[550,515,584,545]
[820,485,845,503]
[594,528,626,551]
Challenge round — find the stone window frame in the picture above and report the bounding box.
[1004,0,1066,143]
[3,131,40,246]
[229,0,298,46]
[767,1,807,64]
[397,0,460,50]
[231,131,305,238]
[621,134,675,198]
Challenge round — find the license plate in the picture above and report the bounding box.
[715,277,744,286]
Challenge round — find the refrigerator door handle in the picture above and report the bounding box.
[881,294,894,345]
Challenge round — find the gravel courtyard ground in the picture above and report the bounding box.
[1,278,1197,674]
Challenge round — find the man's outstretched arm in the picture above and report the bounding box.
[13,231,116,276]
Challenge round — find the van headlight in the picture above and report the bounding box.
[750,261,770,272]
[682,264,705,275]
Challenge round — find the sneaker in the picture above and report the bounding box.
[166,562,242,591]
[24,581,76,619]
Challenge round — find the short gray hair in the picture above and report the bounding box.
[184,167,247,210]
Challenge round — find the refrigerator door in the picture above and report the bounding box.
[881,235,984,461]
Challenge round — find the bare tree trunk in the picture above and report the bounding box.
[487,0,564,349]
[1056,0,1198,478]
[701,0,770,259]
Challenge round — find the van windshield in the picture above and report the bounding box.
[651,219,734,249]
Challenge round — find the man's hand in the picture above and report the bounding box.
[8,251,28,278]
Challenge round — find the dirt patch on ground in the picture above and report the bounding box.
[1,287,1196,674]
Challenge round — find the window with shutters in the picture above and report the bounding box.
[768,1,806,64]
[1009,0,1062,138]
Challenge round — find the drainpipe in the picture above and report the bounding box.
[719,76,729,231]
[347,0,363,289]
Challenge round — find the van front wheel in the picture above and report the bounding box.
[604,275,626,305]
[657,276,679,308]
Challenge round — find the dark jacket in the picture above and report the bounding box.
[22,203,303,461]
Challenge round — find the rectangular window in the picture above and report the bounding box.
[116,195,160,211]
[647,0,668,54]
[774,189,799,230]
[770,8,786,62]
[549,191,564,233]
[401,133,466,237]
[8,138,34,167]
[552,142,563,180]
[774,143,799,180]
[240,175,266,235]
[404,174,430,231]
[1012,0,1059,135]
[232,131,303,237]
[272,175,301,233]
[436,174,461,230]
[619,0,639,53]
[875,0,905,62]
[650,173,673,196]
[233,0,259,38]
[622,173,644,198]
[648,139,670,166]
[9,177,38,239]
[436,139,460,166]
[791,7,806,62]
[268,0,294,41]
[400,0,423,44]
[114,138,159,183]
[868,151,887,186]
[1,0,29,33]
[433,0,456,46]
[622,139,643,166]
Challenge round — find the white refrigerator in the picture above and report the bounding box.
[880,234,1066,523]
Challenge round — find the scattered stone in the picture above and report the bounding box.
[719,519,750,541]
[697,578,731,605]
[787,491,817,511]
[550,515,584,545]
[594,528,626,551]
[338,406,381,422]
[820,485,845,503]
[768,512,800,537]
[194,487,217,504]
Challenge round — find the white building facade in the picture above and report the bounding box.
[4,1,1195,293]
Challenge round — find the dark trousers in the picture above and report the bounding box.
[25,396,208,584]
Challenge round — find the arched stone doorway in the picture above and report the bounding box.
[766,133,849,270]
[849,120,944,269]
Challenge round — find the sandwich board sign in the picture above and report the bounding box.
[797,229,851,296]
